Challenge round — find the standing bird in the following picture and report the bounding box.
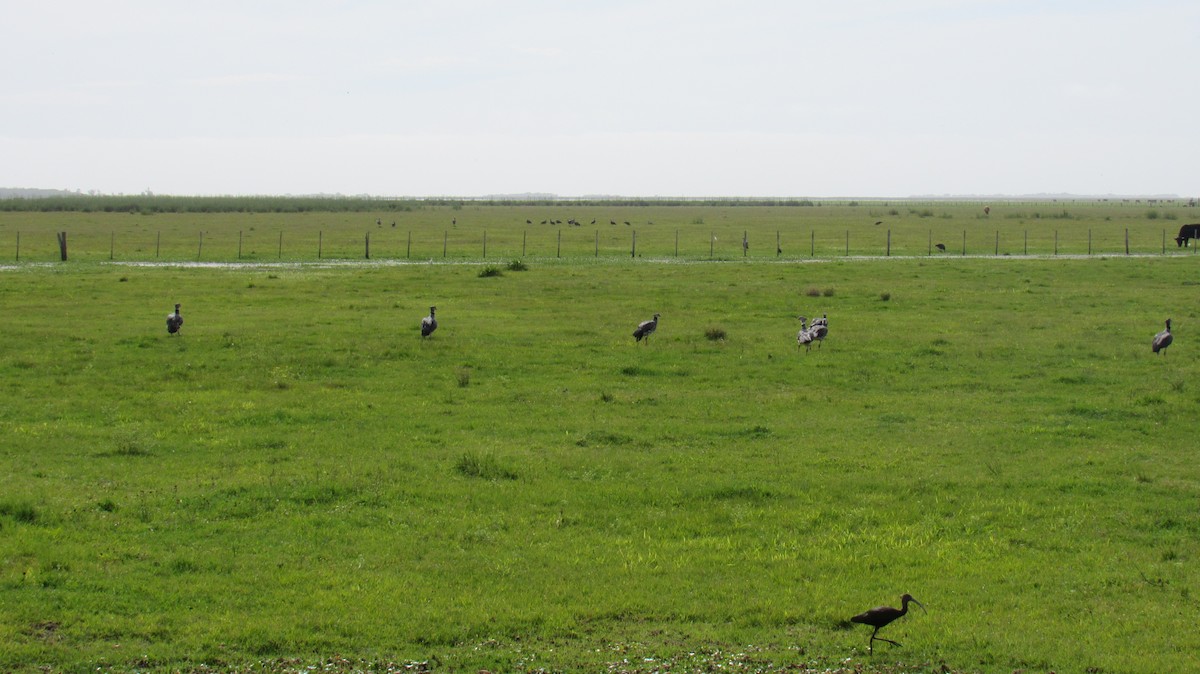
[1153,318,1173,355]
[633,313,659,344]
[421,306,438,338]
[934,243,946,252]
[809,313,828,348]
[851,593,925,654]
[166,303,184,335]
[797,316,815,352]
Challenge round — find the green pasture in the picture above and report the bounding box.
[0,207,1199,673]
[1,199,1198,262]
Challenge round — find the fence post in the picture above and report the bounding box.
[483,230,487,258]
[1088,229,1092,256]
[961,230,966,256]
[928,229,932,256]
[319,231,323,259]
[676,229,680,257]
[595,230,599,257]
[110,232,115,260]
[239,230,243,259]
[632,230,636,258]
[156,231,160,258]
[886,229,891,256]
[198,232,204,261]
[710,232,714,259]
[811,230,814,257]
[1055,230,1058,256]
[278,231,283,259]
[15,231,18,261]
[57,232,67,261]
[994,230,999,256]
[845,230,849,256]
[443,231,448,258]
[557,229,561,258]
[365,232,370,259]
[523,230,527,257]
[1024,230,1028,256]
[1125,228,1129,255]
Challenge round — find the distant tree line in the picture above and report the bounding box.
[0,195,821,213]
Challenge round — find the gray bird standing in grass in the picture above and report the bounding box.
[809,313,828,348]
[166,303,183,335]
[1153,318,1172,354]
[633,313,659,343]
[421,306,438,338]
[797,316,815,352]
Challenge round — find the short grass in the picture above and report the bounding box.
[0,243,1198,672]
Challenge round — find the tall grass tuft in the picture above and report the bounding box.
[454,452,518,480]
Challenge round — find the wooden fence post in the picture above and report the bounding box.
[198,232,204,261]
[319,231,323,259]
[886,229,891,256]
[365,232,370,259]
[238,230,243,259]
[277,231,283,259]
[631,230,636,258]
[110,232,115,260]
[57,231,67,261]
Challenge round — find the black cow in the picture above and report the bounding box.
[1175,223,1200,247]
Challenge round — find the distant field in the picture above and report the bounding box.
[1,199,1199,262]
[0,202,1199,673]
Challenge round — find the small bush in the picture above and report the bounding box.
[506,259,528,271]
[880,292,891,301]
[1146,210,1160,220]
[705,327,727,341]
[478,266,503,278]
[0,501,38,524]
[822,288,835,297]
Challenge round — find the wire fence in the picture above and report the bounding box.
[6,226,1200,263]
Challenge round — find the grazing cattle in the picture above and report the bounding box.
[1174,223,1200,247]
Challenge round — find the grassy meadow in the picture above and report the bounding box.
[1,201,1199,673]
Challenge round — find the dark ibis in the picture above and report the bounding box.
[1153,318,1173,355]
[934,243,946,252]
[421,306,438,338]
[850,593,925,654]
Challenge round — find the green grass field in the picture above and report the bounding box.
[1,202,1199,673]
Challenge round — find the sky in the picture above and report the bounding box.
[2,0,1197,198]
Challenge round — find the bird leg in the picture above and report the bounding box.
[868,629,902,653]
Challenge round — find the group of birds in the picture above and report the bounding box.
[796,314,829,352]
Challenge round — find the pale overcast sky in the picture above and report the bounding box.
[2,1,1195,198]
